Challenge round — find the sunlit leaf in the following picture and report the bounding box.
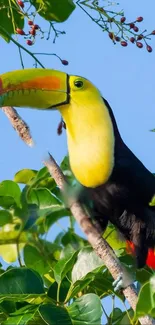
[14,169,37,185]
[103,224,126,251]
[0,243,24,263]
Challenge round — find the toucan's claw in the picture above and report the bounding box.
[113,271,135,291]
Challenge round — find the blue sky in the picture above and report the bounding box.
[0,0,155,320]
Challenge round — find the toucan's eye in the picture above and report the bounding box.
[74,80,84,88]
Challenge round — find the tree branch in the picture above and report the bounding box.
[44,153,155,325]
[2,106,34,146]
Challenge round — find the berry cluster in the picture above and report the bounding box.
[108,15,154,52]
[16,0,68,66]
[16,22,39,46]
[17,1,40,46]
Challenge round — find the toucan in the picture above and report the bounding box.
[0,68,155,271]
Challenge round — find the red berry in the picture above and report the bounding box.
[61,60,69,66]
[29,29,36,36]
[151,30,155,35]
[137,34,143,40]
[33,24,39,30]
[108,32,113,40]
[120,16,126,23]
[115,36,120,42]
[121,41,128,47]
[146,45,152,53]
[17,0,24,8]
[130,37,135,43]
[129,23,135,29]
[16,28,25,35]
[28,20,33,26]
[26,40,33,46]
[136,42,143,48]
[133,26,139,32]
[136,16,143,22]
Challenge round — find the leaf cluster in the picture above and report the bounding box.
[0,156,154,324]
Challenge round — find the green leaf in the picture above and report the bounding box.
[2,305,37,325]
[109,308,133,325]
[109,308,124,324]
[35,167,49,180]
[48,277,70,302]
[103,224,126,251]
[72,247,103,283]
[28,188,62,214]
[0,181,21,208]
[0,300,16,314]
[149,194,155,206]
[0,1,24,42]
[39,304,72,325]
[61,230,87,249]
[136,267,153,284]
[68,293,102,325]
[0,210,12,226]
[24,244,51,276]
[30,0,75,23]
[0,268,45,296]
[14,169,37,185]
[135,275,155,318]
[45,208,71,231]
[30,167,56,189]
[54,250,78,283]
[0,197,15,209]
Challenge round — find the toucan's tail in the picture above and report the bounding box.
[126,241,155,269]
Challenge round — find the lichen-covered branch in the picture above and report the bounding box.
[2,106,34,146]
[44,153,155,325]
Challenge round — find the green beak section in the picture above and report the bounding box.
[0,69,68,109]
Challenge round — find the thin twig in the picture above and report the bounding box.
[2,106,34,146]
[44,153,155,325]
[18,47,25,69]
[16,240,23,267]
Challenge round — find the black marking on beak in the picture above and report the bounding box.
[48,74,70,109]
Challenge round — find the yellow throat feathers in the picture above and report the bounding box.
[59,81,115,188]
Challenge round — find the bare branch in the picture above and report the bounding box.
[44,153,155,325]
[2,106,34,147]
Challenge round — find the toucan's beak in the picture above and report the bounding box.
[0,69,69,109]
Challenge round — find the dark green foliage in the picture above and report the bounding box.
[0,159,153,324]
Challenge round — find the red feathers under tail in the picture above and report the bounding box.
[126,241,155,269]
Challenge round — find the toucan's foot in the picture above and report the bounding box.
[113,271,135,291]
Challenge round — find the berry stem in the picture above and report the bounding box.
[0,26,45,68]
